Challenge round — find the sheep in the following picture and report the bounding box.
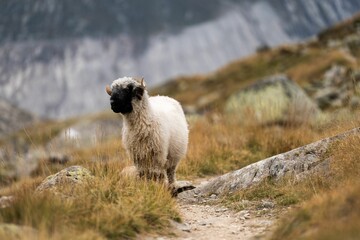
[105,77,189,191]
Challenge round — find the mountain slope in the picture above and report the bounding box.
[0,0,359,118]
[0,98,36,138]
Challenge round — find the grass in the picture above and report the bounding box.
[0,118,77,148]
[270,134,360,240]
[0,160,179,240]
[152,46,356,114]
[4,110,359,239]
[177,109,360,179]
[1,14,360,239]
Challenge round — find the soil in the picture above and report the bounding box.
[169,201,278,240]
[144,179,282,240]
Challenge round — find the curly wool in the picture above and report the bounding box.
[110,77,189,185]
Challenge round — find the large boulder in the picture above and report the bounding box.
[309,65,360,110]
[35,166,93,196]
[179,127,360,200]
[225,75,320,125]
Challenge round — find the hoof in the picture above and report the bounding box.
[170,181,196,197]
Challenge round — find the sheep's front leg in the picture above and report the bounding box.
[136,154,167,183]
[138,169,166,182]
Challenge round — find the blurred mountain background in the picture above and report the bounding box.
[1,0,360,118]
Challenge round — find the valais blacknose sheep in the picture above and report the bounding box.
[105,77,189,189]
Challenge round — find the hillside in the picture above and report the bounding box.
[0,98,36,139]
[0,12,360,240]
[1,1,360,118]
[152,12,360,113]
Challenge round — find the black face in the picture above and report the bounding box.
[109,84,144,114]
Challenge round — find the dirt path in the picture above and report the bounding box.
[144,179,279,240]
[170,201,276,240]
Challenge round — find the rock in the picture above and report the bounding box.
[226,75,320,125]
[35,166,93,195]
[350,94,360,109]
[179,127,359,198]
[47,117,121,153]
[0,196,14,208]
[311,64,360,110]
[172,181,196,197]
[259,200,275,209]
[170,220,192,233]
[0,224,38,239]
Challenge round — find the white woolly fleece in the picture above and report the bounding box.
[111,77,188,185]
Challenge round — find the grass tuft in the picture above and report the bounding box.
[0,161,179,239]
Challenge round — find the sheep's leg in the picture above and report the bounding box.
[166,166,176,185]
[138,168,166,183]
[135,153,168,183]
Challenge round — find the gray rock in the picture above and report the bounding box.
[35,166,93,195]
[179,127,359,198]
[47,116,121,153]
[259,200,275,209]
[170,220,192,232]
[226,75,320,125]
[350,96,360,110]
[311,64,360,110]
[172,181,196,197]
[0,196,14,208]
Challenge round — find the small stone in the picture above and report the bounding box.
[0,196,14,208]
[170,220,191,232]
[199,221,207,226]
[260,200,275,209]
[210,194,217,199]
[215,208,227,213]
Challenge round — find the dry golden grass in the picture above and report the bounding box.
[1,109,359,239]
[0,160,179,240]
[178,110,360,179]
[270,134,360,240]
[152,43,358,114]
[1,15,359,238]
[287,49,355,85]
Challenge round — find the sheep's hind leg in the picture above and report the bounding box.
[166,166,180,197]
[167,165,196,197]
[166,166,177,186]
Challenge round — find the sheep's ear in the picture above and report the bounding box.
[133,86,144,100]
[105,85,112,96]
